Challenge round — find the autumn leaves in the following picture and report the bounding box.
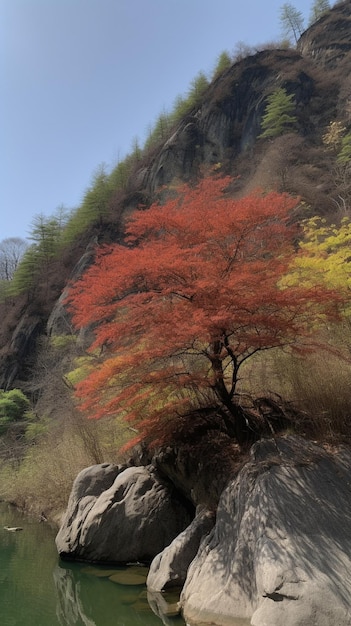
[66,177,347,447]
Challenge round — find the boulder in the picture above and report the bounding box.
[181,436,351,626]
[56,463,193,563]
[147,505,215,591]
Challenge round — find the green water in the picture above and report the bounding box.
[0,502,185,626]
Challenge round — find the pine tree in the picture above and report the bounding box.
[309,0,330,25]
[280,3,304,44]
[187,71,209,107]
[213,51,232,78]
[259,88,297,139]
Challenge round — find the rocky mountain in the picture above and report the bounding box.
[1,0,351,399]
[3,6,351,624]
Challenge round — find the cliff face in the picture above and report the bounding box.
[140,50,314,195]
[141,1,351,197]
[1,1,351,393]
[298,1,351,67]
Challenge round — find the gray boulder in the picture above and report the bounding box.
[55,462,124,555]
[181,436,351,626]
[147,505,215,591]
[56,463,193,563]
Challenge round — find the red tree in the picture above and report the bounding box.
[67,177,341,446]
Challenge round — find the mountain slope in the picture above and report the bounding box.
[1,0,351,396]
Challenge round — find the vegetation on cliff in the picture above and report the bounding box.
[66,176,345,448]
[1,1,351,518]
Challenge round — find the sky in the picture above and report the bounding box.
[2,0,315,241]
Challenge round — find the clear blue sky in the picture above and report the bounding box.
[2,0,314,241]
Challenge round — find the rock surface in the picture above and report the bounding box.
[180,436,351,626]
[56,463,193,563]
[147,505,215,591]
[298,1,351,67]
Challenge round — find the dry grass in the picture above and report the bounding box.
[0,413,130,524]
[238,331,351,443]
[282,352,351,441]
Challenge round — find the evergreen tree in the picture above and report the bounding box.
[171,95,192,123]
[338,132,351,164]
[62,165,113,244]
[259,88,297,139]
[280,3,304,44]
[6,245,38,295]
[108,158,132,191]
[187,71,209,106]
[8,209,69,295]
[130,136,142,162]
[29,213,64,262]
[144,111,172,150]
[81,165,112,226]
[213,51,232,78]
[309,0,330,25]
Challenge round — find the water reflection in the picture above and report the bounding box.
[54,566,96,626]
[0,503,185,626]
[0,502,250,626]
[148,589,185,626]
[54,562,186,626]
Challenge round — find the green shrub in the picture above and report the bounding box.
[338,131,351,163]
[0,389,30,422]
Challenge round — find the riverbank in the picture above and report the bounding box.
[0,502,187,626]
[55,435,351,626]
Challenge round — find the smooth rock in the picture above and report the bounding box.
[181,436,351,626]
[147,505,215,591]
[56,463,192,563]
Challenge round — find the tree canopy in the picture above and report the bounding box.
[260,88,297,139]
[0,238,28,281]
[0,389,31,435]
[284,215,351,301]
[309,0,331,25]
[66,177,342,447]
[280,3,304,44]
[7,209,69,296]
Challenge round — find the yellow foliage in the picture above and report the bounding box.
[49,335,76,350]
[322,121,346,151]
[66,355,96,387]
[283,216,351,307]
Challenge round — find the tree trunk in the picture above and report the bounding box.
[210,348,254,446]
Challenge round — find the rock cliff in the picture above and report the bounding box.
[2,2,351,392]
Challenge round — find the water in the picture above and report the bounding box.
[0,502,185,626]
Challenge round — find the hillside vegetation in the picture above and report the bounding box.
[1,1,351,519]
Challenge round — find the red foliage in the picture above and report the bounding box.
[66,177,341,446]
